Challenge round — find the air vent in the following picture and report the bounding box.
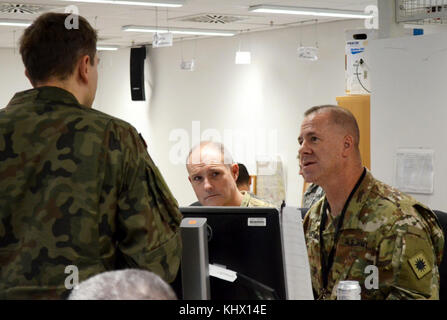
[397,0,447,23]
[176,13,248,24]
[0,3,44,14]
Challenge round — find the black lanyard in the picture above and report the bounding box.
[319,168,366,292]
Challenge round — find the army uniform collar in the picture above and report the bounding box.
[338,169,376,231]
[240,190,251,207]
[7,86,82,108]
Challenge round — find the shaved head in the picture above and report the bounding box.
[304,105,360,149]
[186,141,242,206]
[186,141,234,166]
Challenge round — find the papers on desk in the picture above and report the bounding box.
[209,264,237,282]
[281,207,314,300]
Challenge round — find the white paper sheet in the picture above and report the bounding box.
[209,264,237,283]
[281,207,314,300]
[395,148,434,194]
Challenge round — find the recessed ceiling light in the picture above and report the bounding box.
[97,45,119,51]
[122,25,236,36]
[61,0,184,8]
[0,19,32,27]
[249,5,373,19]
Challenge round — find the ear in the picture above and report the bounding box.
[231,163,239,181]
[77,55,91,84]
[342,135,354,157]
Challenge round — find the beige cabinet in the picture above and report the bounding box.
[336,94,371,170]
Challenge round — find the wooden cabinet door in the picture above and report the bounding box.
[336,95,371,170]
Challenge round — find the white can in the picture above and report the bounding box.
[337,280,361,300]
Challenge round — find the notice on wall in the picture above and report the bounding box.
[395,148,434,194]
[256,156,286,207]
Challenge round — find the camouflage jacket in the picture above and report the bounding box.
[303,170,444,300]
[240,191,276,208]
[0,87,182,299]
[302,183,325,209]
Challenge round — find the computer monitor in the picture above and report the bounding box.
[179,206,287,300]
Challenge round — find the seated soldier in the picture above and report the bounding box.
[236,163,251,192]
[186,141,273,207]
[299,105,444,300]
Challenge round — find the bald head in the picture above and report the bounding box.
[186,141,242,206]
[187,141,234,166]
[304,105,360,150]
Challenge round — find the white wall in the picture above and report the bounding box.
[146,20,363,206]
[95,48,151,141]
[0,48,29,107]
[370,33,447,211]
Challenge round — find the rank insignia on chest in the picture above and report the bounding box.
[408,252,432,279]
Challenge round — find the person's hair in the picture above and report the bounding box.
[20,12,97,84]
[236,163,250,186]
[186,141,234,167]
[67,269,177,300]
[304,105,360,147]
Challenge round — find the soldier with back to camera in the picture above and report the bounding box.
[0,13,182,299]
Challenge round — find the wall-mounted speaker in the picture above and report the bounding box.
[130,46,146,101]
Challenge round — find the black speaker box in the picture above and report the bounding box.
[130,46,146,101]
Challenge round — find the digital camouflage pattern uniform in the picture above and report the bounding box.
[0,87,182,299]
[240,191,276,208]
[302,183,325,209]
[303,170,444,300]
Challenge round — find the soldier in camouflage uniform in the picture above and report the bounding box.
[298,105,443,299]
[0,13,182,299]
[239,190,275,208]
[187,141,274,207]
[302,183,325,209]
[236,163,252,192]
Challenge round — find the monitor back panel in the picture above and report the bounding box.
[180,207,286,300]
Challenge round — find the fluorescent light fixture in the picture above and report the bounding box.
[61,0,183,7]
[122,25,236,37]
[249,5,373,19]
[97,45,119,51]
[235,51,251,65]
[0,19,32,27]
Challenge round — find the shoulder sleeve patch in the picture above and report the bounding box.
[408,252,432,279]
[395,233,436,297]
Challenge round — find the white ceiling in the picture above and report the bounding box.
[0,0,376,48]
